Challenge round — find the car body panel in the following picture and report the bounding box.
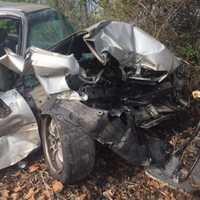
[0,89,40,169]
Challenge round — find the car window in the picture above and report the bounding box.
[0,18,20,56]
[28,10,74,49]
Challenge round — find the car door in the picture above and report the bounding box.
[0,13,24,91]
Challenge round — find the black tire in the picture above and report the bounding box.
[41,115,95,184]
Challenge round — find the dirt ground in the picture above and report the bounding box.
[0,144,199,200]
[0,115,200,200]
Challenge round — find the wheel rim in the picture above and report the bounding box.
[46,118,64,172]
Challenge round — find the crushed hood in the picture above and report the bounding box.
[84,21,180,72]
[0,21,180,96]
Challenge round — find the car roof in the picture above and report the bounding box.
[0,2,49,14]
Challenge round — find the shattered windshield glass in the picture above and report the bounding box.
[28,9,74,49]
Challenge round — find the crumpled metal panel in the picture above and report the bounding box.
[0,89,40,170]
[56,90,88,101]
[84,21,180,73]
[29,47,80,95]
[0,47,83,97]
[0,48,25,73]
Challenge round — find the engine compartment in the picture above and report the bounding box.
[51,31,189,130]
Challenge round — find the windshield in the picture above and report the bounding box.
[28,9,74,49]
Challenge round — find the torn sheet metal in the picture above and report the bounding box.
[146,121,200,193]
[28,47,80,95]
[84,21,180,73]
[0,47,83,98]
[0,89,40,170]
[56,90,88,101]
[146,154,200,193]
[0,48,25,73]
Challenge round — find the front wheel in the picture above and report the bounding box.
[41,115,95,184]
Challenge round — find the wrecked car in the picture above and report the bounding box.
[0,3,199,191]
[34,21,190,185]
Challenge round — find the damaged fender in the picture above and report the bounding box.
[29,47,80,95]
[0,89,40,169]
[42,99,150,166]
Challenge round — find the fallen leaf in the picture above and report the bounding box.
[13,185,22,193]
[0,190,9,198]
[42,190,52,199]
[10,193,19,200]
[24,188,35,200]
[52,180,64,193]
[15,171,21,177]
[103,189,114,200]
[28,164,40,173]
[37,194,46,200]
[81,185,90,199]
[76,193,87,200]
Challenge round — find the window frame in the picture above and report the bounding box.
[0,14,23,55]
[27,9,75,50]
